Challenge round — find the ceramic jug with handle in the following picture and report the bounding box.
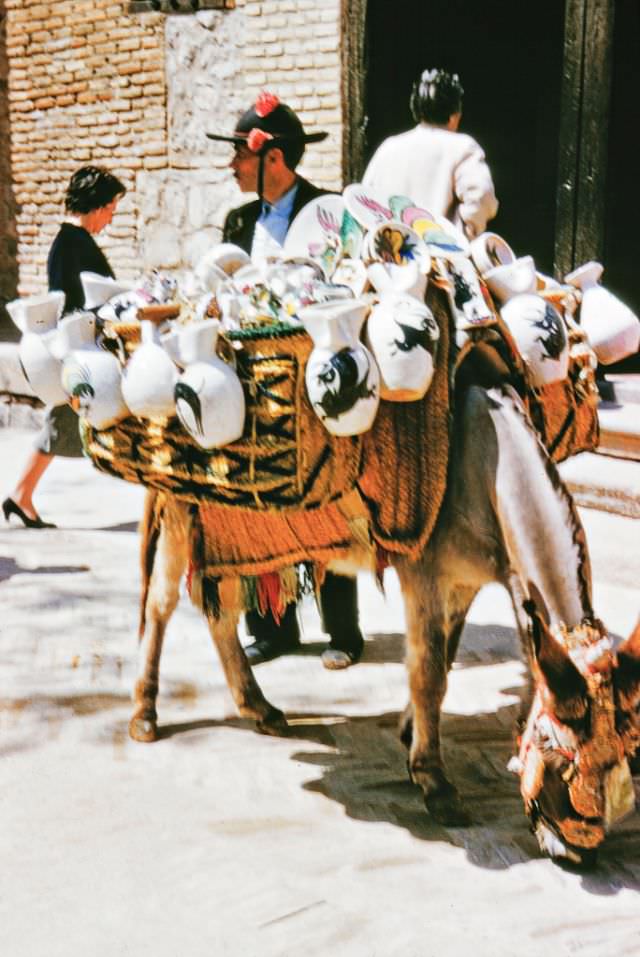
[121,315,178,418]
[174,319,245,449]
[365,293,440,401]
[500,294,569,388]
[301,299,380,436]
[565,261,640,365]
[58,313,129,429]
[10,291,67,405]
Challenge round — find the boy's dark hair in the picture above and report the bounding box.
[410,69,464,125]
[64,165,126,214]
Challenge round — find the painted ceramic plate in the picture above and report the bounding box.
[386,196,469,259]
[343,183,394,230]
[284,195,345,278]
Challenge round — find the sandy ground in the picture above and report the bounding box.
[1,429,639,957]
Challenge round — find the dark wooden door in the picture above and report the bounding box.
[363,0,565,274]
[604,0,640,314]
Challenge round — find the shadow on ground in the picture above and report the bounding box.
[0,555,89,582]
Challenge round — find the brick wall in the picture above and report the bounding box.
[0,0,18,318]
[6,0,168,296]
[3,0,346,301]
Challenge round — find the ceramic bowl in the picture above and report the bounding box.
[199,243,251,278]
[483,255,537,304]
[469,232,515,276]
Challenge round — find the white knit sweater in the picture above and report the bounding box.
[363,124,498,239]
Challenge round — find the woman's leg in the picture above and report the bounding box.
[9,449,54,518]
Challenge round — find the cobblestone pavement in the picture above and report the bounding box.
[1,429,639,957]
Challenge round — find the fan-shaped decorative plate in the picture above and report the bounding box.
[284,195,345,278]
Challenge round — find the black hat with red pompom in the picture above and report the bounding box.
[206,91,328,155]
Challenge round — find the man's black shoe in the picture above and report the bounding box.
[321,632,365,671]
[244,635,301,666]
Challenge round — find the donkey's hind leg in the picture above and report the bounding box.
[205,583,288,735]
[396,556,476,826]
[130,493,189,743]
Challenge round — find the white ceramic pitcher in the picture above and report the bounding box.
[11,292,67,405]
[58,313,129,429]
[121,318,178,418]
[500,294,569,388]
[301,299,380,436]
[365,294,440,401]
[565,261,640,365]
[174,320,245,449]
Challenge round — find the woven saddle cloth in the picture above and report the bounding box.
[83,285,454,576]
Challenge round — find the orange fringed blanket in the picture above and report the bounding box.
[192,284,455,576]
[357,284,454,559]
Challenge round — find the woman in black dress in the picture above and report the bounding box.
[3,166,126,528]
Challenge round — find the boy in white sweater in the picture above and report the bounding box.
[363,68,498,240]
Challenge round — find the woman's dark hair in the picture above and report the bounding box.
[64,165,126,214]
[410,69,464,125]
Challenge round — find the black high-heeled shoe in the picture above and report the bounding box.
[2,497,57,529]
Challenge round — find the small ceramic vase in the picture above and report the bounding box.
[365,294,440,401]
[59,313,129,429]
[174,320,245,449]
[565,261,640,365]
[483,255,537,305]
[10,292,67,405]
[469,232,515,276]
[301,299,380,436]
[121,318,178,418]
[500,293,569,388]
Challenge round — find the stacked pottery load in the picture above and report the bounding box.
[70,181,639,451]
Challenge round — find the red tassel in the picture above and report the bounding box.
[256,571,284,625]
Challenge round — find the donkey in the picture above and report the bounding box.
[131,384,640,863]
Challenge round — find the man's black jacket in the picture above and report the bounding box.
[222,176,328,254]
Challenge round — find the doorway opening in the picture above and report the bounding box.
[364,0,565,274]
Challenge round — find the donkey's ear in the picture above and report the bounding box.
[524,600,588,721]
[615,618,640,708]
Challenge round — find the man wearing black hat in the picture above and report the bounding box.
[206,93,364,670]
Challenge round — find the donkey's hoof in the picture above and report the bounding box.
[425,789,472,827]
[129,716,158,743]
[399,716,413,750]
[256,706,288,736]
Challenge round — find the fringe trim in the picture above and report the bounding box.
[240,565,301,623]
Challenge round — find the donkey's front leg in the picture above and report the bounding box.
[396,558,472,826]
[206,583,288,735]
[130,495,190,743]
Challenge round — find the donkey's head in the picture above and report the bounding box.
[514,606,640,866]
